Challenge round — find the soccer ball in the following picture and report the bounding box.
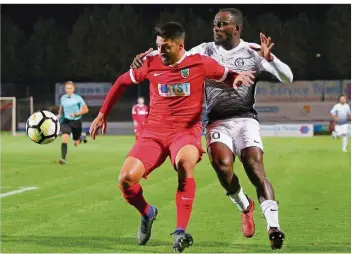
[26,110,60,144]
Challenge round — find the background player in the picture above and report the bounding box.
[90,22,254,252]
[330,95,351,152]
[132,97,149,139]
[131,8,292,250]
[57,81,89,165]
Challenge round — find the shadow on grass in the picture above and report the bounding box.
[2,235,350,253]
[1,235,169,250]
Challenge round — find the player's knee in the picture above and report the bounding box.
[176,159,195,177]
[211,156,232,174]
[118,172,137,189]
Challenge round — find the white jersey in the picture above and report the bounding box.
[189,40,293,124]
[330,103,350,125]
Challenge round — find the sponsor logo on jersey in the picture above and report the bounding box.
[180,68,190,78]
[158,83,191,97]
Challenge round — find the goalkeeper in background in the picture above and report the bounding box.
[57,81,89,165]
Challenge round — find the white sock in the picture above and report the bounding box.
[342,135,348,151]
[332,131,337,138]
[260,200,280,231]
[228,187,250,212]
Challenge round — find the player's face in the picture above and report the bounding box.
[340,96,346,104]
[138,98,144,104]
[65,84,75,96]
[213,12,238,45]
[156,36,184,65]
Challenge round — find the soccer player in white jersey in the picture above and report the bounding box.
[330,95,351,152]
[131,8,293,250]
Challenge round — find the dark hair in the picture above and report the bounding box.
[218,8,243,28]
[339,94,346,99]
[155,22,185,40]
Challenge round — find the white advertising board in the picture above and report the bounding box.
[260,124,314,137]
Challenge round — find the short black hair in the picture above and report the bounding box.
[155,22,185,40]
[218,8,243,28]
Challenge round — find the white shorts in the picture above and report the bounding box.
[334,124,350,136]
[206,118,264,157]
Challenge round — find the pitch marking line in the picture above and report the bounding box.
[0,187,38,198]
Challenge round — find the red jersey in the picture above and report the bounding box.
[100,52,236,131]
[132,104,148,123]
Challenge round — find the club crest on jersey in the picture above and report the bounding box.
[180,68,190,78]
[234,58,244,67]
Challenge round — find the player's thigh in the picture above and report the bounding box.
[206,122,235,155]
[207,141,234,172]
[169,134,203,175]
[235,118,263,158]
[70,120,82,141]
[60,122,71,143]
[128,137,168,178]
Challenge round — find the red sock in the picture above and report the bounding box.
[121,183,149,216]
[176,178,196,230]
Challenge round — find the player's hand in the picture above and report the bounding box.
[89,113,107,140]
[233,71,256,89]
[133,121,138,127]
[70,113,76,117]
[130,48,153,69]
[250,32,274,62]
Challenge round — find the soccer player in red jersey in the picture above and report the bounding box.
[90,22,254,252]
[132,97,148,140]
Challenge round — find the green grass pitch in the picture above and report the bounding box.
[1,134,350,253]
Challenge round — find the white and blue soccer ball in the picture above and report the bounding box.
[26,110,60,144]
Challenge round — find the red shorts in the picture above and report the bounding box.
[128,126,204,178]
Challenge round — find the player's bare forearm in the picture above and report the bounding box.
[330,113,339,121]
[58,106,62,117]
[75,105,89,117]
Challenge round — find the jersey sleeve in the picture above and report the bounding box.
[249,42,293,83]
[132,105,137,121]
[202,55,229,82]
[330,105,337,115]
[129,57,149,84]
[78,95,87,108]
[188,43,209,55]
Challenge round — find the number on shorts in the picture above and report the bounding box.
[206,131,220,141]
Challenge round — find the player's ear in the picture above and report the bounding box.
[178,40,185,51]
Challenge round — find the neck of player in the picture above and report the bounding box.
[173,50,186,65]
[221,37,241,51]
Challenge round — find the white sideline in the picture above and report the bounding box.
[0,187,38,198]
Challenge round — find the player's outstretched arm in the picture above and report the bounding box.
[202,55,255,89]
[250,32,293,83]
[89,72,134,140]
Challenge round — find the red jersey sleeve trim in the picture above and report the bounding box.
[216,67,229,82]
[129,69,138,84]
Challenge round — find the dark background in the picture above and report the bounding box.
[1,4,351,103]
